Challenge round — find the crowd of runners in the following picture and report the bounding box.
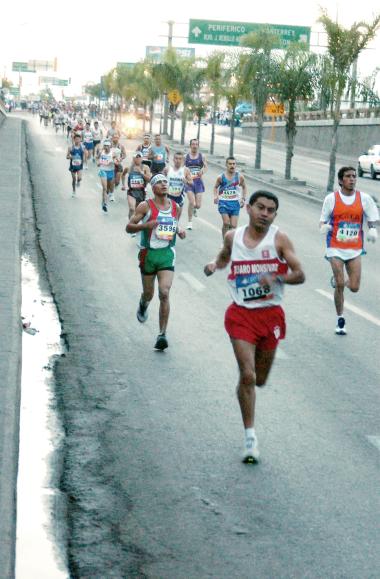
[40,111,379,464]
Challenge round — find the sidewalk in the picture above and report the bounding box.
[0,115,24,579]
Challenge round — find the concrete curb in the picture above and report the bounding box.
[0,117,23,579]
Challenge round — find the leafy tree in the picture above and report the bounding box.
[318,9,380,191]
[223,53,248,157]
[204,51,226,154]
[274,43,317,179]
[240,30,278,169]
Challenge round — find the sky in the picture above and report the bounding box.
[1,0,379,98]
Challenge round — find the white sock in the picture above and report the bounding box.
[245,428,256,440]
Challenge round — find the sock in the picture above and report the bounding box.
[245,427,255,441]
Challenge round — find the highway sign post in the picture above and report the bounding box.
[168,90,182,106]
[188,20,310,49]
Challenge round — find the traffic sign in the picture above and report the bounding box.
[117,62,135,69]
[39,77,69,86]
[265,102,285,115]
[146,46,195,62]
[188,20,310,49]
[9,87,20,96]
[12,62,35,73]
[168,90,182,106]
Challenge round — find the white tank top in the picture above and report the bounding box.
[168,166,185,196]
[227,225,288,309]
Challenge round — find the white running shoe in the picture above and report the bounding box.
[108,193,115,202]
[186,222,193,230]
[335,317,347,335]
[242,436,260,463]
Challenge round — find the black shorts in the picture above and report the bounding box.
[93,140,101,147]
[128,189,146,204]
[151,162,166,175]
[142,160,152,168]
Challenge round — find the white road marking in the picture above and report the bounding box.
[54,146,64,152]
[366,436,380,452]
[197,217,220,233]
[316,289,380,328]
[179,272,206,292]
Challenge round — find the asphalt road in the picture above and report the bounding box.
[24,116,380,578]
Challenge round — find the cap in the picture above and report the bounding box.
[134,151,143,158]
[103,139,111,146]
[151,173,168,187]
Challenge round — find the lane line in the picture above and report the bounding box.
[315,289,380,328]
[366,436,380,452]
[179,272,206,292]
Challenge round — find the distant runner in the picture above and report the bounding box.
[166,151,192,220]
[66,132,84,196]
[214,157,248,238]
[126,151,151,234]
[151,134,169,176]
[185,138,207,230]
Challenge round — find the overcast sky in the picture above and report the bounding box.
[1,0,379,97]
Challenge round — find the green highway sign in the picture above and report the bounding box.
[188,19,310,48]
[146,46,195,61]
[12,61,36,73]
[9,87,20,95]
[39,77,69,86]
[117,62,135,69]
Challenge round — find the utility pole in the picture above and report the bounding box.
[350,57,358,111]
[162,20,174,135]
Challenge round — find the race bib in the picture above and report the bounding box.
[99,155,110,166]
[336,222,360,243]
[72,156,82,167]
[220,188,238,201]
[156,216,177,241]
[169,179,183,195]
[190,166,201,177]
[155,153,164,162]
[130,177,144,189]
[236,274,272,302]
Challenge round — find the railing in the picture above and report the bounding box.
[242,106,380,124]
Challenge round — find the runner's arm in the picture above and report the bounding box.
[200,156,208,176]
[126,202,156,233]
[204,230,234,275]
[213,176,222,203]
[239,175,247,204]
[184,167,193,186]
[277,233,305,285]
[143,166,151,182]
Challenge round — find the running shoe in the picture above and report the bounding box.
[186,222,193,230]
[335,317,347,335]
[109,193,115,202]
[102,203,108,213]
[136,299,148,323]
[193,208,198,217]
[131,233,136,238]
[154,333,168,350]
[242,436,260,464]
[330,275,336,289]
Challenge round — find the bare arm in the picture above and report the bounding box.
[66,147,72,160]
[276,232,305,285]
[126,201,157,233]
[184,167,193,186]
[239,175,247,205]
[201,155,208,176]
[204,230,234,276]
[213,176,222,204]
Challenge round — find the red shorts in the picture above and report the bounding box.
[224,303,286,350]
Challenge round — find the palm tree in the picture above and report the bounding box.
[275,43,317,179]
[318,9,380,191]
[240,30,278,169]
[204,51,226,154]
[223,53,247,157]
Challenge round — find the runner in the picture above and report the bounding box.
[136,133,153,170]
[106,120,121,140]
[166,151,193,220]
[82,122,94,169]
[319,166,378,335]
[126,173,186,350]
[126,152,151,234]
[204,190,305,463]
[92,120,103,161]
[185,138,207,230]
[66,132,84,196]
[151,134,170,176]
[214,157,248,238]
[97,139,116,213]
[110,134,126,195]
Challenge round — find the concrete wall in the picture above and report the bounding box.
[241,118,380,157]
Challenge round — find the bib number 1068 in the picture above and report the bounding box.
[241,284,271,301]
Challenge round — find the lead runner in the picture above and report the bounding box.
[204,191,305,463]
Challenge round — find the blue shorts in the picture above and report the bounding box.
[98,169,115,180]
[218,200,240,216]
[69,165,83,173]
[84,142,94,150]
[168,194,185,207]
[185,178,205,194]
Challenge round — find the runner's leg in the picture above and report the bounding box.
[330,257,345,316]
[157,270,174,334]
[231,339,257,428]
[345,256,361,293]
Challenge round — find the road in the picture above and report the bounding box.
[24,115,380,578]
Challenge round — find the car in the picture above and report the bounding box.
[235,102,253,116]
[358,145,380,179]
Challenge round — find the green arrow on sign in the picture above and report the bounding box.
[188,19,311,49]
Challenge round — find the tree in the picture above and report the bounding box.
[204,51,226,154]
[240,30,278,169]
[318,9,380,191]
[223,53,248,157]
[191,98,208,141]
[275,43,317,179]
[132,61,160,133]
